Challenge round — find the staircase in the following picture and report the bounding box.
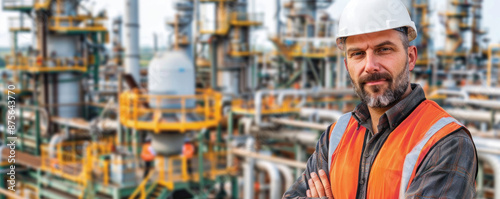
[269,37,295,62]
[148,184,168,199]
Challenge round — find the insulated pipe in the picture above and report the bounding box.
[473,137,500,151]
[446,98,500,110]
[251,129,319,146]
[124,0,140,83]
[48,132,69,160]
[255,160,282,199]
[445,108,500,124]
[430,89,468,100]
[232,148,307,169]
[270,118,329,131]
[243,137,256,199]
[300,107,343,122]
[477,154,500,199]
[239,117,253,135]
[463,86,500,96]
[276,163,294,191]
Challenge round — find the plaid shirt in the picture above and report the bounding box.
[283,84,477,198]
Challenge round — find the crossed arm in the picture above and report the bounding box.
[283,127,477,198]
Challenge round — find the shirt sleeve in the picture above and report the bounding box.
[405,128,477,198]
[282,124,333,199]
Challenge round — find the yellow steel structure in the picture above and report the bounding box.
[196,57,211,67]
[229,12,263,26]
[129,143,235,199]
[229,43,261,57]
[40,138,132,193]
[5,56,88,73]
[119,90,223,133]
[289,44,337,58]
[487,44,500,87]
[49,15,108,33]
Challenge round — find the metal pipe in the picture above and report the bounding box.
[445,108,500,124]
[243,137,256,199]
[251,129,319,146]
[48,132,68,160]
[473,136,500,151]
[463,86,500,96]
[270,118,329,131]
[124,0,140,83]
[255,160,282,199]
[232,148,307,169]
[300,107,343,122]
[430,89,468,100]
[477,154,500,199]
[276,163,294,191]
[446,98,500,110]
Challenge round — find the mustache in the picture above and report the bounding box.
[359,72,392,84]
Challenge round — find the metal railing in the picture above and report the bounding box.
[8,15,33,32]
[49,15,107,32]
[5,55,88,72]
[229,12,263,26]
[40,139,126,187]
[119,89,223,133]
[156,143,232,184]
[229,43,259,57]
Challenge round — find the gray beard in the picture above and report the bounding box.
[351,62,410,108]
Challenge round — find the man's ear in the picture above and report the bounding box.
[408,46,417,71]
[344,58,348,71]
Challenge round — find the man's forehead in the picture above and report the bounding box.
[346,30,402,49]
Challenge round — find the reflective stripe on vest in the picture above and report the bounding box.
[328,112,352,172]
[398,117,460,198]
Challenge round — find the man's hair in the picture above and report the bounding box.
[340,27,410,55]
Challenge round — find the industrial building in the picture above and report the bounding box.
[0,0,499,198]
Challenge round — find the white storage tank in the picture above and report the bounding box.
[147,50,195,109]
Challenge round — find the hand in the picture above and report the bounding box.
[306,169,333,198]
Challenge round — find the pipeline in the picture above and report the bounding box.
[243,137,256,199]
[445,108,500,124]
[255,160,282,199]
[254,88,354,125]
[275,164,294,192]
[270,118,329,131]
[299,107,343,122]
[446,98,500,110]
[478,154,500,199]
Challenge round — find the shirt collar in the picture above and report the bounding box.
[352,83,426,131]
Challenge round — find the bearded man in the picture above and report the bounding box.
[283,0,477,198]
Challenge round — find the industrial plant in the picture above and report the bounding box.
[0,0,499,198]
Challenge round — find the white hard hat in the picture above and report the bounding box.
[336,0,417,50]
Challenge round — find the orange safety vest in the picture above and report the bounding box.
[141,143,155,162]
[182,143,195,159]
[328,100,467,198]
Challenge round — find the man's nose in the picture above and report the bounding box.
[364,51,381,73]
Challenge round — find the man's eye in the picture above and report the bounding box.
[351,52,364,57]
[379,48,392,53]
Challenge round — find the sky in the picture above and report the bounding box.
[0,0,499,50]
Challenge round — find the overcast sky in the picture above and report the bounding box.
[0,0,499,50]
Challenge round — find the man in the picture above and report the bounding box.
[283,0,477,198]
[141,136,156,178]
[182,137,195,175]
